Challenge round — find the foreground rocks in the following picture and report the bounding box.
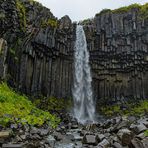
[0,114,148,148]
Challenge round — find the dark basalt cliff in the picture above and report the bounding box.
[0,0,148,105]
[0,0,75,98]
[83,5,148,104]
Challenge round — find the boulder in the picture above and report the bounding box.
[131,138,144,148]
[112,142,123,148]
[53,132,63,141]
[130,124,147,134]
[2,143,25,148]
[141,137,148,148]
[0,130,12,139]
[117,128,134,146]
[97,139,110,148]
[82,134,99,145]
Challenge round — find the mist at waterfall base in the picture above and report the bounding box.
[72,25,96,124]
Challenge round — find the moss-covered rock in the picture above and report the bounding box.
[0,83,60,128]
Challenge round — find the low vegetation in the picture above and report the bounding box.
[100,100,148,117]
[16,0,27,30]
[0,83,60,128]
[34,96,72,113]
[41,19,58,28]
[96,3,148,19]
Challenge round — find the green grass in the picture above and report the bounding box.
[100,100,148,117]
[96,3,148,19]
[0,83,60,128]
[34,96,72,113]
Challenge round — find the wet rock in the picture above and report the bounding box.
[71,124,78,129]
[53,131,63,141]
[141,137,148,148]
[117,128,133,146]
[82,134,99,145]
[30,127,39,134]
[97,134,105,141]
[46,135,56,148]
[112,142,123,148]
[136,132,146,140]
[97,139,110,148]
[20,134,27,140]
[31,134,42,140]
[39,129,49,136]
[127,116,136,123]
[130,124,147,134]
[131,138,144,148]
[0,130,12,139]
[2,143,25,148]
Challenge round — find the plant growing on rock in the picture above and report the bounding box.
[16,0,27,31]
[0,83,60,128]
[41,18,58,28]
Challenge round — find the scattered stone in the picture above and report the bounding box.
[131,138,144,148]
[97,139,110,148]
[117,128,133,146]
[82,134,99,145]
[71,124,78,129]
[53,132,63,141]
[46,135,56,147]
[39,129,49,136]
[97,134,105,141]
[141,137,148,148]
[136,132,146,140]
[112,142,123,148]
[31,134,42,140]
[30,127,39,134]
[131,124,147,134]
[2,143,25,148]
[0,131,12,139]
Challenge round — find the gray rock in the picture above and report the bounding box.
[0,130,12,139]
[130,124,147,134]
[39,129,49,136]
[117,128,133,146]
[53,131,63,141]
[46,135,56,148]
[30,127,39,134]
[97,134,105,141]
[131,138,144,148]
[31,134,42,140]
[82,134,99,145]
[112,142,123,148]
[2,143,25,148]
[141,137,148,148]
[97,139,110,148]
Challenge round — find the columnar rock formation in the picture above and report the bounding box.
[0,0,75,98]
[0,0,148,105]
[83,6,148,104]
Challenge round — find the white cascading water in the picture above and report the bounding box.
[72,25,95,124]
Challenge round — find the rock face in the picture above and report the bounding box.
[0,0,75,98]
[83,7,148,104]
[0,0,148,104]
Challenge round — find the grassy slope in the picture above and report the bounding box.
[0,83,60,128]
[96,3,148,18]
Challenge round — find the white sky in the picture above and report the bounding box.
[37,0,148,21]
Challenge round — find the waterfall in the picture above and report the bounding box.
[72,25,95,124]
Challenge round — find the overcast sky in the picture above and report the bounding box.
[37,0,147,21]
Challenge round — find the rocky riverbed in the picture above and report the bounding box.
[0,113,148,148]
